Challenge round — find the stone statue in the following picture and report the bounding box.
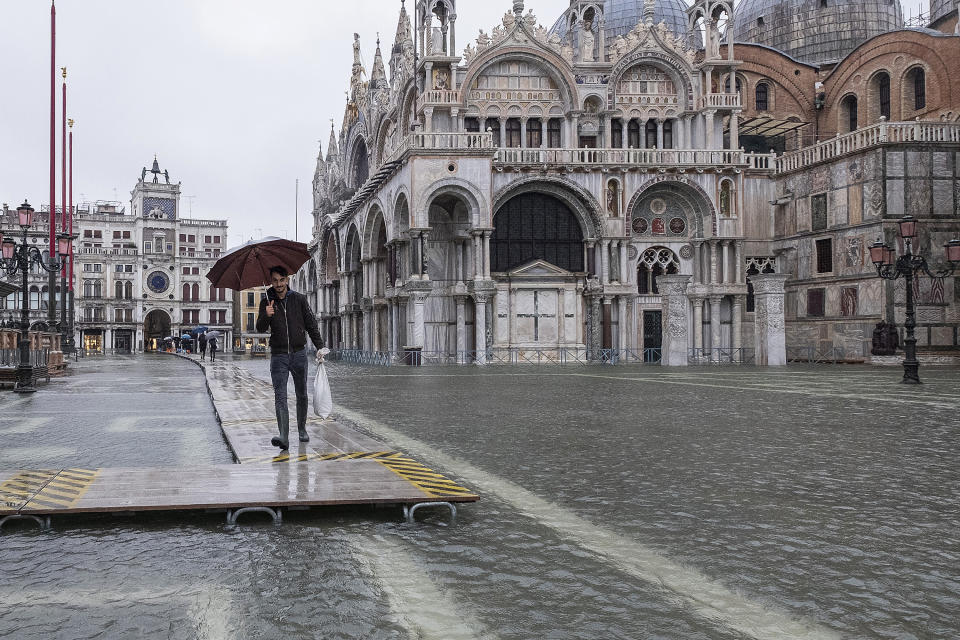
[561,41,574,64]
[870,321,900,355]
[477,29,490,50]
[502,11,516,30]
[164,169,170,184]
[580,20,595,62]
[353,33,362,66]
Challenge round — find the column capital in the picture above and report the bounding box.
[472,292,492,304]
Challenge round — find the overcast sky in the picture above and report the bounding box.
[0,0,926,249]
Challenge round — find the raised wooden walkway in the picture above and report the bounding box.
[0,356,477,530]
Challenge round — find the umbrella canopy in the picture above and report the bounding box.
[205,330,222,340]
[191,326,209,336]
[180,334,192,340]
[206,236,310,291]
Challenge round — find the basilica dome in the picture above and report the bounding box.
[731,0,903,66]
[549,0,690,44]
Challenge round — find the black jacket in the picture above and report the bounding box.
[255,288,324,353]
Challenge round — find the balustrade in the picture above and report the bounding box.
[776,121,960,174]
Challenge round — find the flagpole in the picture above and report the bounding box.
[47,0,57,326]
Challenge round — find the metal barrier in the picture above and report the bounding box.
[687,348,755,364]
[786,346,856,364]
[0,348,50,367]
[329,347,666,366]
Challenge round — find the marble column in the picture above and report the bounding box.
[709,241,717,285]
[540,119,546,148]
[603,115,612,149]
[558,287,567,344]
[411,291,428,349]
[600,240,610,284]
[620,242,629,286]
[420,230,430,281]
[499,119,507,147]
[372,306,381,352]
[657,274,692,366]
[730,109,740,150]
[751,274,789,366]
[735,240,743,283]
[732,294,743,355]
[709,295,722,360]
[656,118,664,149]
[391,298,401,353]
[721,243,730,284]
[455,295,467,363]
[692,296,705,356]
[602,296,613,349]
[482,232,492,279]
[610,241,620,284]
[617,295,628,352]
[473,231,483,280]
[704,109,715,148]
[473,292,489,364]
[520,117,528,148]
[692,241,701,284]
[424,107,434,133]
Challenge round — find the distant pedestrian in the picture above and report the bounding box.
[199,333,207,360]
[256,265,324,450]
[208,336,218,362]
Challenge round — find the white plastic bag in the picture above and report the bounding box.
[313,362,332,418]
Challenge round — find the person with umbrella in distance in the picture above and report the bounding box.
[256,265,324,450]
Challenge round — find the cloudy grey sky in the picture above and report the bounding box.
[0,0,927,249]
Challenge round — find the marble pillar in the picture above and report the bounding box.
[692,296,704,356]
[751,274,789,366]
[709,295,723,360]
[411,291,428,349]
[473,292,489,364]
[455,295,466,363]
[657,274,692,366]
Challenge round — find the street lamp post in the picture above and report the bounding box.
[870,215,960,384]
[1,200,71,393]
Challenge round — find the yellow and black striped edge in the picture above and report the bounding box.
[21,468,100,511]
[376,455,475,499]
[1,470,59,511]
[241,450,404,464]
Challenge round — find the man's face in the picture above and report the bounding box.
[271,273,288,296]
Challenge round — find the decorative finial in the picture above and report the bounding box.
[513,0,524,16]
[61,66,66,79]
[68,118,74,128]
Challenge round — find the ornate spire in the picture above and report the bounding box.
[370,35,387,90]
[325,120,339,162]
[513,0,524,16]
[643,0,655,23]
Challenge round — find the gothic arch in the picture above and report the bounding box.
[493,176,604,239]
[393,190,412,238]
[362,204,388,258]
[626,178,718,238]
[343,121,371,190]
[415,177,488,228]
[319,225,341,281]
[343,223,363,272]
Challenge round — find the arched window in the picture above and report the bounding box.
[192,283,200,301]
[93,280,102,298]
[645,120,657,148]
[491,193,584,272]
[842,95,858,132]
[548,118,562,148]
[116,281,124,299]
[637,247,679,295]
[724,75,742,97]
[628,119,640,148]
[912,68,926,110]
[755,83,769,111]
[506,118,521,147]
[124,281,132,299]
[719,180,734,216]
[877,72,891,119]
[611,119,623,148]
[183,283,191,301]
[663,120,674,149]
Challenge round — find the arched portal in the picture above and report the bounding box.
[344,225,363,349]
[491,192,585,272]
[490,191,587,350]
[144,309,171,352]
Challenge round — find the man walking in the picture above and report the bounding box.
[256,265,324,450]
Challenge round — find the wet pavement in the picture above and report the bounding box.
[1,353,959,639]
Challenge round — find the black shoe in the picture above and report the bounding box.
[271,437,289,450]
[298,433,310,442]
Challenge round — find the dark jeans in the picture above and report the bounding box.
[270,348,308,444]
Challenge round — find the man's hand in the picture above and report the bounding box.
[265,300,275,317]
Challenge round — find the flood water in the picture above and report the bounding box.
[1,353,958,639]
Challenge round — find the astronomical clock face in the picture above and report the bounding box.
[147,270,170,294]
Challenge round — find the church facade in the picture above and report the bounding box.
[295,0,960,365]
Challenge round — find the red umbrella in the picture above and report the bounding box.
[206,237,311,290]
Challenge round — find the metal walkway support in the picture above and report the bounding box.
[226,506,282,527]
[0,514,51,532]
[403,501,457,524]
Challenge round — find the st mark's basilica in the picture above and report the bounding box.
[293,0,960,365]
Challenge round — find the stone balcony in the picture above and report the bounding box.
[697,93,742,110]
[416,89,460,111]
[493,147,750,170]
[776,121,960,174]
